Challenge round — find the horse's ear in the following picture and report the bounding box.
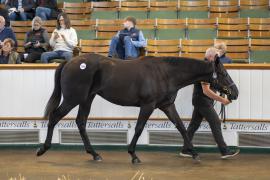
[214,54,220,65]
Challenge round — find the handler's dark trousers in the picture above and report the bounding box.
[183,106,229,154]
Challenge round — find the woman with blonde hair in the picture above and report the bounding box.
[23,16,49,63]
[214,42,232,64]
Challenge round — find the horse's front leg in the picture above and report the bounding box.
[160,103,200,161]
[128,104,154,164]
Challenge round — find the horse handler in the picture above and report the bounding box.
[180,47,240,159]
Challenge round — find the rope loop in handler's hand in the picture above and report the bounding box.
[219,93,227,130]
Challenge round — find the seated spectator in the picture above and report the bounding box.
[0,6,10,27]
[214,42,232,64]
[0,16,17,46]
[40,12,77,63]
[108,16,146,60]
[35,0,60,20]
[0,38,21,64]
[6,0,35,21]
[23,16,49,63]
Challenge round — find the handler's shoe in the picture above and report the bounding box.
[221,149,240,159]
[179,150,193,158]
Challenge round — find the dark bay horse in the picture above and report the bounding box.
[36,53,238,163]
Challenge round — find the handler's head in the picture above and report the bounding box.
[205,47,218,62]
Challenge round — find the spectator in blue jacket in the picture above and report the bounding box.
[108,16,146,60]
[6,0,35,21]
[215,42,232,64]
[0,16,17,47]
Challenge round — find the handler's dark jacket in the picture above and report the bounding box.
[192,58,217,107]
[192,82,216,107]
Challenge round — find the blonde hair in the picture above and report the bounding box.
[205,47,218,60]
[32,16,43,30]
[214,42,227,56]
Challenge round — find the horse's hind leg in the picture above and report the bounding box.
[128,104,154,164]
[160,103,200,161]
[37,100,76,156]
[75,95,102,161]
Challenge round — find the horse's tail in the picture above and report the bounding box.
[44,61,68,119]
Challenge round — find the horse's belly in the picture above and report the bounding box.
[97,91,140,107]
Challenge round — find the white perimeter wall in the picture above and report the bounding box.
[1,68,270,147]
[0,69,270,120]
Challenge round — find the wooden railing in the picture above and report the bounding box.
[1,63,270,70]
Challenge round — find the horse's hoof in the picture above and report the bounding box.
[132,157,141,164]
[94,155,103,162]
[36,147,46,156]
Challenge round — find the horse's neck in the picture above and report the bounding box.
[168,60,213,89]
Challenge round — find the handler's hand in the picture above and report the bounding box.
[222,98,231,105]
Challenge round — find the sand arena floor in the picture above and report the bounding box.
[0,149,269,180]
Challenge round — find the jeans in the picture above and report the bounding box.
[40,51,73,63]
[36,7,51,20]
[9,12,27,21]
[108,36,139,60]
[182,106,229,154]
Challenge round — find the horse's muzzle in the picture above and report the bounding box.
[228,84,239,101]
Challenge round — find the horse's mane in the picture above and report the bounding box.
[81,54,211,73]
[140,56,211,73]
[162,56,207,65]
[139,56,206,64]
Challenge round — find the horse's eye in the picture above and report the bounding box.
[221,72,228,77]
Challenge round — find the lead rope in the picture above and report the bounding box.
[219,93,227,130]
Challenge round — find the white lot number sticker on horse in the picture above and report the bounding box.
[80,63,86,70]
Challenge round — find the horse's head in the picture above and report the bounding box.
[210,57,239,101]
